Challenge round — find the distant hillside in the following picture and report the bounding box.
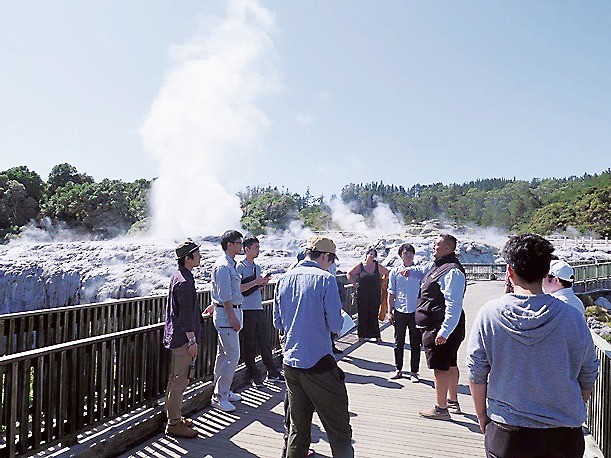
[2,163,610,240]
[339,170,611,237]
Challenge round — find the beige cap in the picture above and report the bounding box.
[306,236,338,259]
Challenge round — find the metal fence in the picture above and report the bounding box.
[587,333,611,458]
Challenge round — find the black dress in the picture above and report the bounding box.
[356,262,381,338]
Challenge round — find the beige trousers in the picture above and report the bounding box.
[165,344,191,425]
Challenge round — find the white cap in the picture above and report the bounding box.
[549,260,574,282]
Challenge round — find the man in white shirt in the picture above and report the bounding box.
[542,260,585,315]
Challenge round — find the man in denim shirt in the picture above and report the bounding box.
[274,236,353,458]
[210,230,244,412]
[387,243,427,382]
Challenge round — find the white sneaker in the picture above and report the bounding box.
[411,373,419,383]
[228,391,242,402]
[211,398,236,412]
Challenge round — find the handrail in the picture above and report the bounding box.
[587,332,611,458]
[2,263,610,357]
[0,282,357,457]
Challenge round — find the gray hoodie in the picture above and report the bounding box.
[467,293,599,428]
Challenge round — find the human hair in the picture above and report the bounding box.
[501,234,554,283]
[559,278,573,288]
[398,243,415,256]
[366,248,378,257]
[439,234,457,251]
[243,235,259,249]
[306,249,336,263]
[177,251,196,268]
[220,230,243,251]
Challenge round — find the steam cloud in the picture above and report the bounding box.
[329,198,405,236]
[140,0,278,238]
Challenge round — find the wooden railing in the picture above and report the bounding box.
[1,262,610,456]
[587,333,611,458]
[0,285,275,357]
[0,283,356,457]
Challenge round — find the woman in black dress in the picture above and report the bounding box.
[347,248,389,342]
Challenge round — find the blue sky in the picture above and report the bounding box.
[1,0,610,198]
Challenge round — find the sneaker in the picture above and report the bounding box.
[211,398,236,412]
[376,338,383,343]
[332,345,343,354]
[267,373,285,383]
[228,391,242,402]
[410,373,419,383]
[388,370,402,380]
[419,405,451,421]
[165,422,198,438]
[250,376,265,388]
[447,399,462,414]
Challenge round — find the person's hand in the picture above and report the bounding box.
[387,311,394,324]
[478,415,491,433]
[202,304,214,317]
[188,342,198,358]
[230,316,241,332]
[258,276,271,286]
[435,333,447,345]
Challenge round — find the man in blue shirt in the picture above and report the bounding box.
[210,230,244,412]
[387,243,427,382]
[274,236,353,458]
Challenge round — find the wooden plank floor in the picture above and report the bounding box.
[121,281,505,458]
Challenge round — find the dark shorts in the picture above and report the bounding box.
[485,421,584,458]
[422,311,465,371]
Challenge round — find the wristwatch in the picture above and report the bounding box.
[188,336,197,345]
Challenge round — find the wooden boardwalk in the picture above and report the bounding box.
[121,281,504,458]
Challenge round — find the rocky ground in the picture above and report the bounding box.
[1,220,610,314]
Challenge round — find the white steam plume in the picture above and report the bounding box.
[329,198,405,236]
[140,0,278,238]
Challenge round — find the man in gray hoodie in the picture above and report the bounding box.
[466,234,599,458]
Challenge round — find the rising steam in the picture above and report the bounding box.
[140,0,279,238]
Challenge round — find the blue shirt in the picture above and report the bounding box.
[273,260,344,369]
[438,268,466,339]
[388,264,428,313]
[237,259,263,311]
[211,253,243,306]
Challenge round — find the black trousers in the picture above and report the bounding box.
[485,421,585,458]
[240,309,279,379]
[284,364,353,458]
[393,310,422,373]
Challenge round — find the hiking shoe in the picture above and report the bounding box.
[410,373,419,383]
[165,422,198,438]
[419,405,451,420]
[267,373,285,383]
[228,391,242,402]
[389,370,402,380]
[181,417,194,427]
[447,399,462,414]
[211,398,236,412]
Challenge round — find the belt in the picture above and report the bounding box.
[215,304,241,308]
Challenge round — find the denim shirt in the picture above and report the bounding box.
[388,264,428,313]
[211,253,243,306]
[273,260,343,369]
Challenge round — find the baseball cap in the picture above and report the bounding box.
[176,239,200,259]
[549,260,574,282]
[306,236,338,259]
